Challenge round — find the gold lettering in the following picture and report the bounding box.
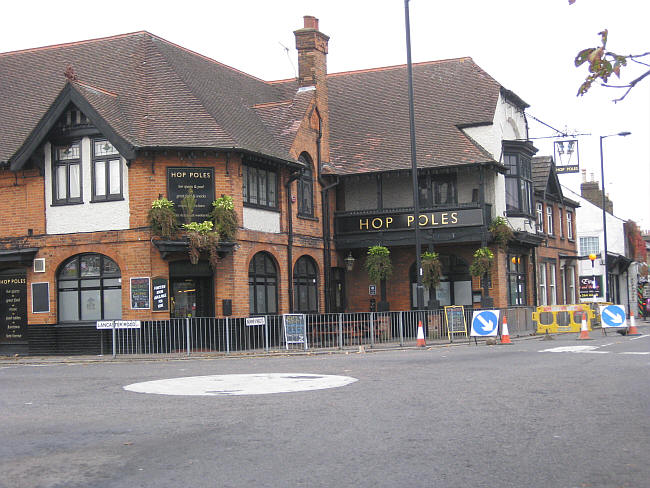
[385,217,393,228]
[419,214,428,226]
[407,215,414,227]
[441,213,448,225]
[451,212,458,224]
[430,213,438,225]
[359,219,369,230]
[372,218,383,229]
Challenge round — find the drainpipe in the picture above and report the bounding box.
[286,169,302,312]
[316,117,339,313]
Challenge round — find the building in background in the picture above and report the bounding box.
[531,156,580,305]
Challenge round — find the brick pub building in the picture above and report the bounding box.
[0,17,564,354]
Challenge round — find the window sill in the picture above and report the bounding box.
[297,214,319,222]
[244,203,280,213]
[91,197,125,203]
[51,201,84,207]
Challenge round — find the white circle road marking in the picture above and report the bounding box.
[124,373,358,396]
[539,346,609,354]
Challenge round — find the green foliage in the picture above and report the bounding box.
[365,246,393,284]
[212,195,238,241]
[469,247,494,277]
[488,217,513,249]
[421,251,443,290]
[180,188,196,225]
[148,198,178,238]
[182,221,220,268]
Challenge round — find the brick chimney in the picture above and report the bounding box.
[294,16,330,163]
[294,16,329,88]
[581,176,614,214]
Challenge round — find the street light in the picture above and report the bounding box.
[599,131,631,303]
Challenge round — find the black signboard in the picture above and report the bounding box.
[283,313,308,349]
[130,277,150,310]
[579,275,602,299]
[0,273,28,343]
[444,305,467,341]
[32,282,50,313]
[152,277,169,312]
[167,167,215,222]
[337,208,484,234]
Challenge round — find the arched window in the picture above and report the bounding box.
[57,254,121,322]
[297,153,313,217]
[293,256,318,313]
[249,252,278,315]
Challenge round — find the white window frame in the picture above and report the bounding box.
[538,264,547,305]
[536,202,544,233]
[567,211,573,240]
[546,206,554,235]
[580,236,600,256]
[549,264,557,305]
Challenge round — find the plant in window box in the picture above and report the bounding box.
[421,251,443,290]
[211,195,238,242]
[180,188,196,224]
[148,197,178,239]
[365,245,393,284]
[469,247,494,277]
[488,216,514,249]
[182,221,220,269]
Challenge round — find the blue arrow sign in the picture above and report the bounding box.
[599,305,626,328]
[471,310,500,337]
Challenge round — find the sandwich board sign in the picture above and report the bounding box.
[283,313,308,350]
[470,310,500,337]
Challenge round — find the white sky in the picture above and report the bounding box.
[3,0,649,228]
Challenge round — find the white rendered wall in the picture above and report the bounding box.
[243,207,281,233]
[44,139,130,234]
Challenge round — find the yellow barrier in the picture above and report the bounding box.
[532,304,595,334]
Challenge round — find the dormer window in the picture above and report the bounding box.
[503,141,537,217]
[92,139,123,201]
[52,141,82,205]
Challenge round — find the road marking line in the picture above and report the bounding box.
[619,352,650,355]
[630,334,650,341]
[600,343,615,347]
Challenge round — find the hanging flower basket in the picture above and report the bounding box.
[470,247,494,277]
[365,245,393,284]
[421,251,443,290]
[182,221,220,269]
[489,216,513,249]
[211,195,238,242]
[148,197,178,239]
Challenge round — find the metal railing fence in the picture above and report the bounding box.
[110,307,536,357]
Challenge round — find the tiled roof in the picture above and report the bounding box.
[532,155,553,190]
[0,32,298,165]
[326,58,502,175]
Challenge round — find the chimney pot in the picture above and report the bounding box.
[304,15,318,30]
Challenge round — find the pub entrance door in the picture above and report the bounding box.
[169,261,214,318]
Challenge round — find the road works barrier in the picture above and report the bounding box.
[532,304,595,334]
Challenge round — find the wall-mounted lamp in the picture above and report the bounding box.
[588,253,597,268]
[511,256,521,265]
[344,252,356,272]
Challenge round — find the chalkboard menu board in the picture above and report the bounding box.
[167,167,215,222]
[0,273,28,343]
[32,282,50,313]
[152,277,169,312]
[444,305,467,341]
[130,277,150,310]
[283,313,308,349]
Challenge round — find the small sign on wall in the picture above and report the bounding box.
[152,277,169,312]
[369,285,377,296]
[130,277,151,310]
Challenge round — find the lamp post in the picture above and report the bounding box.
[599,131,631,303]
[404,0,425,309]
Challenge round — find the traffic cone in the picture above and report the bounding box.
[627,311,641,336]
[500,314,512,344]
[577,312,592,340]
[416,320,426,347]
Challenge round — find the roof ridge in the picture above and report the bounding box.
[253,100,293,109]
[327,57,474,78]
[0,31,151,56]
[75,80,118,98]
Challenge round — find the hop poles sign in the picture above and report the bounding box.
[554,139,580,174]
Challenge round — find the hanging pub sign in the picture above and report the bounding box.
[166,167,215,222]
[554,139,580,174]
[579,275,602,299]
[0,273,28,343]
[336,208,483,234]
